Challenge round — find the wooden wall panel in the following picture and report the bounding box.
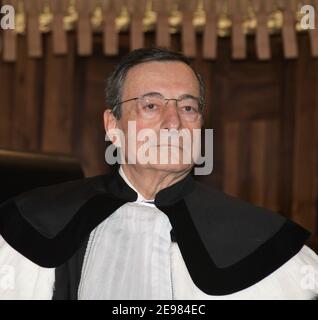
[223,119,280,212]
[223,121,240,197]
[11,36,43,150]
[291,36,318,235]
[0,61,14,148]
[77,54,107,176]
[76,37,128,176]
[41,34,76,154]
[263,119,280,212]
[249,120,267,206]
[279,58,296,220]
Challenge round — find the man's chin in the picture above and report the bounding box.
[138,162,193,173]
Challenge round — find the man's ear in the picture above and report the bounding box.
[103,109,117,142]
[104,109,116,130]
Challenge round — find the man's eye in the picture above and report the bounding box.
[182,106,197,112]
[144,104,158,110]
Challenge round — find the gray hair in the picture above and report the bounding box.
[105,47,206,119]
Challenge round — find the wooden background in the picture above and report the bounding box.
[0,31,317,252]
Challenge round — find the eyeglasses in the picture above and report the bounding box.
[112,92,203,122]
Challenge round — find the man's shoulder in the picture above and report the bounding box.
[189,178,308,237]
[189,180,286,225]
[171,179,312,295]
[14,173,109,202]
[185,180,310,267]
[1,172,114,219]
[0,172,116,268]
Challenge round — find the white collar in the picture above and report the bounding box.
[118,166,155,206]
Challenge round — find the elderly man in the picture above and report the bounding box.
[0,48,318,300]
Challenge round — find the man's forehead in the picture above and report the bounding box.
[123,61,200,95]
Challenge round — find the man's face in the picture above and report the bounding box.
[113,61,203,173]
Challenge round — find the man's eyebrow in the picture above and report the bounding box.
[141,92,199,100]
[141,92,164,98]
[177,93,199,100]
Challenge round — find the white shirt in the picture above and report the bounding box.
[0,168,318,299]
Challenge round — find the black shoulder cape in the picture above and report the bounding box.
[0,170,310,296]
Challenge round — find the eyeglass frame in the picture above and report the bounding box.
[111,92,204,120]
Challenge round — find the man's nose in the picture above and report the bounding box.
[161,99,181,130]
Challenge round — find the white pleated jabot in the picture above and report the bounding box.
[78,167,175,300]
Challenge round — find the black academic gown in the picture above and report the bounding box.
[0,170,310,299]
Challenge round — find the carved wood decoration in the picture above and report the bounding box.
[309,0,318,57]
[203,0,218,60]
[50,0,68,55]
[180,0,197,58]
[153,0,172,48]
[229,0,246,60]
[2,0,18,61]
[0,0,317,61]
[101,0,122,55]
[76,0,96,56]
[126,0,147,51]
[281,0,298,59]
[24,0,43,58]
[253,0,271,60]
